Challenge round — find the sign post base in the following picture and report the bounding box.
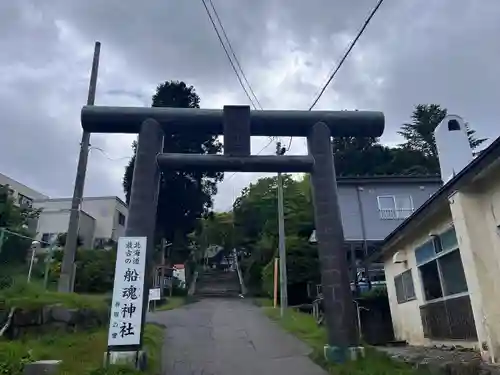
[103,350,147,370]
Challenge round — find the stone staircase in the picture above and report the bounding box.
[195,268,242,298]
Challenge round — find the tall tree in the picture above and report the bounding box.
[123,81,223,252]
[398,104,487,159]
[332,136,439,176]
[0,185,41,266]
[232,175,316,292]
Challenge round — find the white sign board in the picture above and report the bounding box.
[107,237,147,347]
[149,288,161,301]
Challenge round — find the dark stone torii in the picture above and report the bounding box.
[81,105,384,362]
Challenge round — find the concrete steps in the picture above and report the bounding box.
[195,269,242,298]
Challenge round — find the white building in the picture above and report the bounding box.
[0,172,48,207]
[34,196,128,249]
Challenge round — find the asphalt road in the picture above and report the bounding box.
[148,298,328,375]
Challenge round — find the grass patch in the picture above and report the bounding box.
[252,297,274,307]
[263,306,420,375]
[0,279,109,311]
[0,324,163,375]
[0,280,164,374]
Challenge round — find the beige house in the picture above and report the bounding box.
[371,134,500,363]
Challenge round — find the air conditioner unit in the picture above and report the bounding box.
[392,251,407,264]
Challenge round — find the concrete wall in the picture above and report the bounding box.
[34,196,128,247]
[382,204,477,347]
[35,209,95,248]
[448,165,500,362]
[337,178,441,241]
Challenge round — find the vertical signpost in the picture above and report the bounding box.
[107,237,147,367]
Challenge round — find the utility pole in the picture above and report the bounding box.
[58,41,101,292]
[276,141,288,317]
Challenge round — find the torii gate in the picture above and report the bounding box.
[81,105,384,362]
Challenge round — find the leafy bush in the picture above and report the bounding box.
[0,278,109,310]
[0,234,31,267]
[49,248,117,294]
[359,286,388,300]
[261,258,275,298]
[0,341,33,375]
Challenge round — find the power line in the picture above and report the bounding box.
[200,0,258,109]
[207,0,262,110]
[286,0,385,152]
[89,146,132,162]
[308,0,385,111]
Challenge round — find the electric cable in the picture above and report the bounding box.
[288,0,385,151]
[200,0,258,109]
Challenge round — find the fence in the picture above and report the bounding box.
[355,295,395,345]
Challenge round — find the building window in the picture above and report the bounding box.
[417,227,475,341]
[377,195,414,220]
[41,233,57,248]
[118,212,126,226]
[415,227,468,302]
[18,193,33,208]
[394,269,416,304]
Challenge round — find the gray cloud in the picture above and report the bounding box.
[1,0,499,212]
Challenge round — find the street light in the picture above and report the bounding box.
[309,230,317,244]
[27,240,40,283]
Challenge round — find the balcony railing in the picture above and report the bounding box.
[379,208,414,220]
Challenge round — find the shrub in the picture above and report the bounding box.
[261,258,275,298]
[0,340,33,375]
[49,248,117,294]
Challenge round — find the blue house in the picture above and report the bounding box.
[310,175,442,287]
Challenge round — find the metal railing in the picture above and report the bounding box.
[379,208,414,220]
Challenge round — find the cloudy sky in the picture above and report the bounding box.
[1,0,499,211]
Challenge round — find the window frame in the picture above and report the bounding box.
[394,269,416,304]
[377,195,415,220]
[117,211,126,226]
[18,193,33,207]
[415,225,468,303]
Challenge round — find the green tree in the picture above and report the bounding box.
[0,185,41,268]
[198,212,234,253]
[398,104,487,159]
[232,175,316,292]
[123,81,223,256]
[332,136,440,176]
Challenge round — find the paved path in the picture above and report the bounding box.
[148,298,328,375]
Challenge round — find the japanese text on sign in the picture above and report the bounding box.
[107,237,147,347]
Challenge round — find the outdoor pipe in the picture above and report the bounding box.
[81,105,384,138]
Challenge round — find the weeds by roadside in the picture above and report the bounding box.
[0,324,163,375]
[0,280,163,374]
[0,278,109,311]
[263,305,421,375]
